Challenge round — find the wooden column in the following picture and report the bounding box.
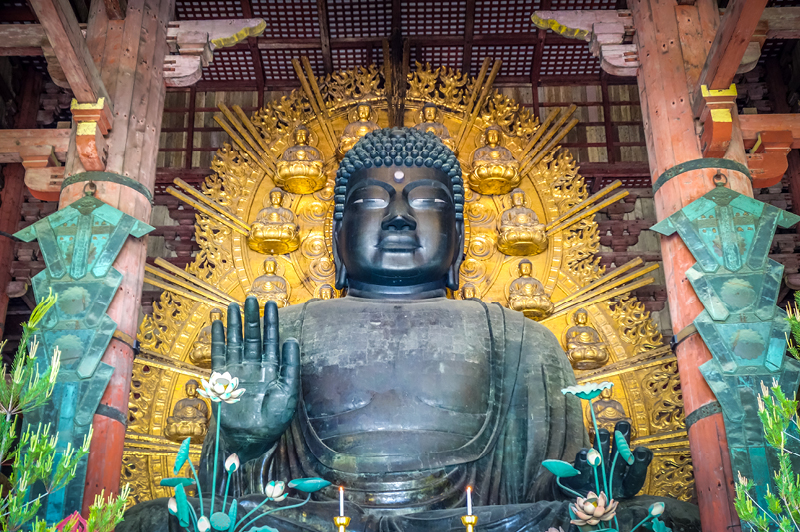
[0,72,43,341]
[631,0,747,529]
[57,0,172,514]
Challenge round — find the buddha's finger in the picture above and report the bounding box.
[596,429,612,475]
[211,319,226,371]
[563,449,592,494]
[227,302,244,364]
[278,338,300,392]
[621,446,653,497]
[263,300,280,368]
[243,296,262,362]
[610,421,633,486]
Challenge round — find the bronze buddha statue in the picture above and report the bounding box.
[587,387,635,440]
[338,103,379,157]
[248,258,290,308]
[497,188,548,256]
[120,128,699,532]
[276,125,326,194]
[247,188,301,255]
[164,380,210,444]
[565,308,610,370]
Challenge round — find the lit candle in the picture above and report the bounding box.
[339,486,345,517]
[466,486,472,516]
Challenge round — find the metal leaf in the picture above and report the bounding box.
[541,459,580,478]
[614,430,634,465]
[287,477,332,492]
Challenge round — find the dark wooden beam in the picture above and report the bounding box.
[102,0,127,20]
[317,0,333,74]
[575,161,650,177]
[185,85,196,169]
[28,0,112,107]
[461,0,476,74]
[697,0,768,91]
[600,73,617,164]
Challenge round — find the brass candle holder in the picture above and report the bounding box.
[461,514,478,532]
[333,515,351,532]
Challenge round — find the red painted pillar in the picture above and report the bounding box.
[631,0,745,529]
[55,0,172,514]
[0,73,43,341]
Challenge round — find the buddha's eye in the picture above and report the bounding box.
[349,186,389,208]
[408,186,450,208]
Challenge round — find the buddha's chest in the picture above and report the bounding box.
[298,300,492,428]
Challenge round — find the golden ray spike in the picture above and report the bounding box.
[145,264,233,307]
[545,180,623,232]
[166,187,250,236]
[456,59,502,156]
[454,57,491,147]
[575,345,674,384]
[172,178,250,232]
[524,117,580,172]
[212,115,271,174]
[542,276,656,323]
[519,108,560,164]
[144,275,225,308]
[292,58,338,149]
[545,190,629,236]
[553,263,660,312]
[136,348,212,379]
[521,104,577,166]
[218,104,275,171]
[232,104,276,164]
[153,257,238,305]
[302,56,338,148]
[553,257,642,308]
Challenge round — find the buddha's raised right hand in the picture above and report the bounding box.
[210,297,300,462]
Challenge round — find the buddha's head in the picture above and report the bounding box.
[269,188,284,207]
[185,379,199,398]
[319,284,333,300]
[461,283,477,299]
[485,127,502,148]
[600,387,613,400]
[357,103,372,121]
[511,188,525,207]
[422,103,438,123]
[333,128,465,297]
[264,258,278,275]
[575,308,589,326]
[294,126,309,146]
[518,259,533,277]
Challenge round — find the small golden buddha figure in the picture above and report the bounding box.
[459,283,479,300]
[414,103,457,153]
[338,103,379,156]
[165,379,210,444]
[318,284,335,300]
[586,387,634,440]
[276,125,325,194]
[565,309,610,370]
[497,189,548,256]
[247,188,301,255]
[248,258,290,308]
[507,260,554,321]
[189,309,222,368]
[470,126,521,195]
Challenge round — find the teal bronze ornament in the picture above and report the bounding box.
[14,181,153,522]
[651,175,800,508]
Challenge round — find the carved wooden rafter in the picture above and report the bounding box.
[0,129,69,202]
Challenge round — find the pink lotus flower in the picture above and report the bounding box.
[569,491,618,526]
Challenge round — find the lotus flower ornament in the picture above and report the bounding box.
[570,491,618,527]
[198,371,246,404]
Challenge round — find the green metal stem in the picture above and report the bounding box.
[211,401,221,517]
[588,400,610,497]
[187,460,205,516]
[556,477,583,499]
[222,469,233,514]
[238,493,313,532]
[629,514,655,532]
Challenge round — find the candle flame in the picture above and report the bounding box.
[467,486,472,493]
[340,486,344,492]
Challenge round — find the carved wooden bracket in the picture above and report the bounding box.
[0,129,69,201]
[698,84,737,158]
[70,97,112,171]
[747,130,793,188]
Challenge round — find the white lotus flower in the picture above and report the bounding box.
[167,497,177,515]
[198,372,246,404]
[649,502,665,516]
[586,448,602,466]
[225,453,240,473]
[197,516,211,532]
[265,480,286,499]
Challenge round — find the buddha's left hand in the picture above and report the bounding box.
[560,421,652,499]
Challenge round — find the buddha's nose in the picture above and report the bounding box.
[381,200,417,231]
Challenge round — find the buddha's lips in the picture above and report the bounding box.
[378,233,420,251]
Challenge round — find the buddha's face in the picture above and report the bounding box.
[357,104,371,121]
[486,129,500,147]
[512,192,524,206]
[295,128,308,145]
[335,165,461,288]
[264,260,277,275]
[423,106,437,122]
[575,311,588,325]
[186,381,198,398]
[600,387,613,400]
[270,190,283,206]
[519,261,532,277]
